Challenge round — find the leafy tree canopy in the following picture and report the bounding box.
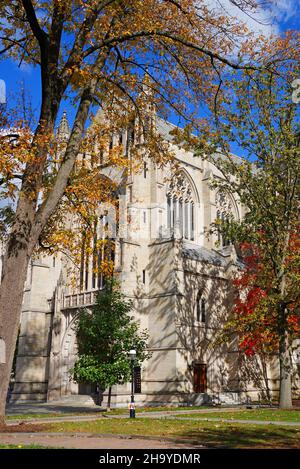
[72,280,150,389]
[195,53,300,408]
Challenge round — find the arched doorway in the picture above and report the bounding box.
[60,310,95,396]
[60,312,78,396]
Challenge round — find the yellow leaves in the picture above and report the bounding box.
[98,258,114,277]
[107,146,130,168]
[0,124,35,200]
[47,230,76,252]
[70,68,92,89]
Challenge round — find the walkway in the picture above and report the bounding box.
[6,401,105,416]
[0,432,201,449]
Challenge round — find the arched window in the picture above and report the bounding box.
[216,210,221,245]
[200,298,206,323]
[216,210,230,247]
[196,293,206,324]
[79,212,115,292]
[167,171,197,241]
[190,202,195,241]
[215,191,238,247]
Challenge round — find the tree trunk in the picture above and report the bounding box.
[260,355,271,403]
[97,384,103,406]
[107,386,112,411]
[278,264,293,409]
[0,235,33,422]
[0,80,95,422]
[279,327,293,409]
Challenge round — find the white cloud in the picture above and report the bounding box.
[271,0,298,21]
[204,0,274,36]
[204,0,298,37]
[269,0,298,23]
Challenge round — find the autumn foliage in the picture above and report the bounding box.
[0,0,298,415]
[196,42,300,407]
[229,233,300,357]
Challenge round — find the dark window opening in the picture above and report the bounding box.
[196,298,200,322]
[196,293,206,324]
[144,115,151,135]
[167,196,171,229]
[85,253,89,291]
[97,250,103,289]
[190,203,194,241]
[128,185,133,202]
[167,195,194,241]
[201,298,206,323]
[217,210,221,245]
[217,211,231,247]
[129,127,135,143]
[142,269,146,284]
[184,201,189,239]
[79,233,86,291]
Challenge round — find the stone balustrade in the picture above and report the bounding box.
[62,290,100,309]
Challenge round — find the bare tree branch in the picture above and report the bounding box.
[21,0,48,51]
[85,29,261,71]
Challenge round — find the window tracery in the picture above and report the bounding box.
[167,172,196,241]
[215,191,236,247]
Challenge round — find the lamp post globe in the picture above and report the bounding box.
[129,349,136,361]
[129,349,136,418]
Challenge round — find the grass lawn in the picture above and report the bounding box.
[108,405,215,415]
[174,409,300,423]
[6,407,300,423]
[5,406,215,419]
[6,413,70,420]
[6,412,102,420]
[43,418,300,448]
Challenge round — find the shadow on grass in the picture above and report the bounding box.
[180,424,300,449]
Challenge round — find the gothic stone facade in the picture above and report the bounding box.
[5,115,298,407]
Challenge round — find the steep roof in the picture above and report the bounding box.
[182,242,244,268]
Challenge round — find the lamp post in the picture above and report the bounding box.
[129,349,136,418]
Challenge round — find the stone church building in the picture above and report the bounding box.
[2,110,297,407]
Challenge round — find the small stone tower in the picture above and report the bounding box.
[56,110,70,142]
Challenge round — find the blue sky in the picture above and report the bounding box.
[0,1,299,132]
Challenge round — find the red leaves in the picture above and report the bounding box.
[287,315,300,333]
[234,286,267,316]
[239,337,259,356]
[232,239,299,357]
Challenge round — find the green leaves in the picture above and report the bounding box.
[71,280,150,388]
[197,50,300,385]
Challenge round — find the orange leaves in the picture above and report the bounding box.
[70,68,93,90]
[98,257,114,278]
[0,124,33,200]
[2,1,286,292]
